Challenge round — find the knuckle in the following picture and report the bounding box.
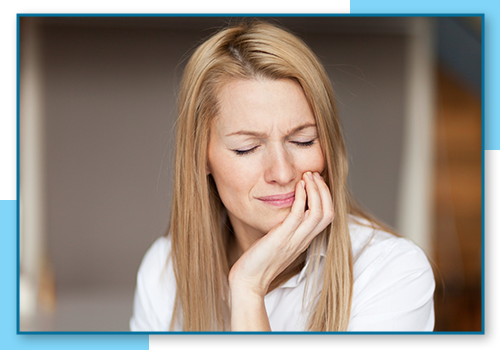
[325,209,335,222]
[310,211,323,224]
[290,209,304,222]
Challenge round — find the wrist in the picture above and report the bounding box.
[228,264,272,298]
[228,277,268,300]
[229,286,271,331]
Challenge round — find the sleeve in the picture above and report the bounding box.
[129,237,177,331]
[348,237,435,332]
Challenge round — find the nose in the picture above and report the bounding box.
[264,143,296,185]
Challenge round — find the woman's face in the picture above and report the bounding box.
[207,78,325,242]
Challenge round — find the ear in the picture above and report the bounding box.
[206,162,211,175]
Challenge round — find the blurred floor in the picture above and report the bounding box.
[20,286,134,332]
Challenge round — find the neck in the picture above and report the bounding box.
[226,213,265,267]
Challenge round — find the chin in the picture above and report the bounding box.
[261,211,291,232]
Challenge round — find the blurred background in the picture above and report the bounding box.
[19,16,482,332]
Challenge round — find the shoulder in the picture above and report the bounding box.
[347,216,435,331]
[137,236,172,281]
[348,217,434,283]
[130,236,177,331]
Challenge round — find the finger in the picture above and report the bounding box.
[294,172,334,244]
[304,171,322,226]
[292,172,323,242]
[313,172,335,228]
[280,179,307,232]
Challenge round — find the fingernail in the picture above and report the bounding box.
[301,180,305,188]
[314,172,321,179]
[307,172,313,180]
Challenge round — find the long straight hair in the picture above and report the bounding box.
[169,20,375,331]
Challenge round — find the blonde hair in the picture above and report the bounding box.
[169,20,372,331]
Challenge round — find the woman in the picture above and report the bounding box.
[130,20,435,332]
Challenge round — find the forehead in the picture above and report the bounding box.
[213,78,315,135]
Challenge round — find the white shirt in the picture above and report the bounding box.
[130,217,435,332]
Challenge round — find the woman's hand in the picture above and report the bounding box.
[228,171,334,331]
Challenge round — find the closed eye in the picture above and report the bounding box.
[232,139,315,155]
[291,140,315,148]
[232,146,259,156]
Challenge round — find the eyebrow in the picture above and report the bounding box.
[225,123,317,137]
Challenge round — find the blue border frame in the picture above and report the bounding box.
[15,13,484,336]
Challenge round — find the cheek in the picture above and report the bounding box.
[297,147,325,174]
[215,167,244,194]
[209,154,258,203]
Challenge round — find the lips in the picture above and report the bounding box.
[257,191,295,207]
[257,192,295,201]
